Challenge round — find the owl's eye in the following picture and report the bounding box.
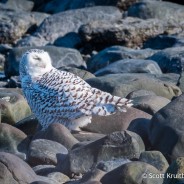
[33,56,41,61]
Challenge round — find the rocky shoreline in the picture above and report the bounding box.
[0,0,184,184]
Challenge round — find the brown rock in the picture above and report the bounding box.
[83,107,151,134]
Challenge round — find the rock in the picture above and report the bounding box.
[101,161,163,184]
[0,91,31,125]
[47,172,70,184]
[58,131,145,174]
[60,67,95,80]
[72,131,105,142]
[149,94,184,160]
[147,47,184,74]
[54,32,82,49]
[0,54,5,71]
[33,123,79,150]
[0,10,37,44]
[127,1,184,24]
[5,46,86,77]
[128,118,151,149]
[78,168,106,184]
[139,151,169,173]
[163,157,184,184]
[126,90,156,99]
[0,152,59,184]
[97,158,131,172]
[86,73,181,100]
[0,0,34,11]
[28,139,68,167]
[79,17,182,51]
[41,0,132,13]
[87,46,157,73]
[83,108,151,134]
[143,35,184,50]
[14,114,39,135]
[33,165,56,176]
[94,59,162,76]
[0,123,30,160]
[17,6,122,47]
[132,95,170,115]
[147,47,184,92]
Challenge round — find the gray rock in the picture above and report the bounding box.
[97,158,131,172]
[54,32,82,49]
[28,139,68,167]
[5,46,86,77]
[101,161,163,184]
[33,123,79,150]
[149,94,184,160]
[72,131,105,142]
[0,10,36,44]
[14,114,39,136]
[128,118,152,149]
[0,123,30,160]
[33,165,55,176]
[41,0,122,14]
[126,90,156,99]
[0,54,5,71]
[60,67,95,80]
[139,151,169,173]
[17,6,122,47]
[147,47,184,74]
[94,59,162,76]
[88,46,157,73]
[127,1,184,24]
[143,35,184,50]
[83,108,151,134]
[0,91,31,125]
[0,152,59,184]
[86,73,181,100]
[58,131,145,174]
[147,47,184,92]
[78,168,106,184]
[132,95,170,115]
[47,172,70,184]
[79,17,182,50]
[0,0,34,11]
[163,157,184,184]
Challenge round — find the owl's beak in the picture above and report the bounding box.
[38,62,46,68]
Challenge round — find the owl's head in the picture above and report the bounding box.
[20,49,53,79]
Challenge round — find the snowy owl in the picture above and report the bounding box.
[19,49,133,131]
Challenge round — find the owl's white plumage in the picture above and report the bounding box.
[19,49,133,130]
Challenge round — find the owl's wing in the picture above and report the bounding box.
[34,69,132,119]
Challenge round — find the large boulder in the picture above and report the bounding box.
[28,139,68,166]
[94,59,162,76]
[83,108,151,134]
[87,46,157,73]
[79,17,183,50]
[5,46,86,77]
[149,94,184,160]
[0,152,59,184]
[17,6,122,47]
[127,1,184,23]
[0,123,30,160]
[101,161,163,184]
[0,91,31,125]
[33,123,79,150]
[0,0,34,11]
[0,10,35,44]
[86,73,181,100]
[58,131,145,174]
[147,47,184,92]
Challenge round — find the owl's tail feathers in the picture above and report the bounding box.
[92,96,133,116]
